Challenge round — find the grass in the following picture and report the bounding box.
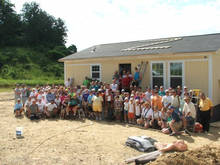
[0,88,13,93]
[0,78,64,87]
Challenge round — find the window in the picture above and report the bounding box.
[91,64,101,81]
[169,62,183,88]
[151,62,164,88]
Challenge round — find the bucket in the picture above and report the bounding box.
[16,127,23,138]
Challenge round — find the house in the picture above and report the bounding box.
[59,33,220,106]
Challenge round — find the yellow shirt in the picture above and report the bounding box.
[199,98,213,111]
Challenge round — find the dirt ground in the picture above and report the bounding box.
[0,92,220,165]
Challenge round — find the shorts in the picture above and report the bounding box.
[170,121,183,131]
[135,115,141,119]
[114,109,121,116]
[14,108,21,112]
[93,105,102,112]
[128,112,134,119]
[88,105,93,112]
[124,111,128,115]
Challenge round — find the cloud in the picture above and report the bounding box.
[11,0,220,50]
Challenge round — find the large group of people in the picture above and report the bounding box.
[14,69,214,136]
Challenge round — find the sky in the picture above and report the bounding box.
[11,0,220,51]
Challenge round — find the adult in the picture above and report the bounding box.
[110,79,118,93]
[46,89,55,103]
[65,78,71,88]
[27,100,39,119]
[14,84,21,103]
[182,96,196,131]
[158,86,165,96]
[133,67,141,87]
[83,76,90,88]
[171,90,180,110]
[122,72,131,92]
[21,84,28,106]
[112,71,120,84]
[45,100,58,118]
[162,89,172,111]
[168,106,183,136]
[151,90,163,111]
[199,93,213,133]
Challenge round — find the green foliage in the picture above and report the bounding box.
[0,78,64,87]
[0,1,77,84]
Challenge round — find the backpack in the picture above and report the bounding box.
[194,122,203,133]
[126,136,157,152]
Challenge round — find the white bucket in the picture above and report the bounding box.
[16,127,23,138]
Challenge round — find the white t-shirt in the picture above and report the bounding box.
[162,95,172,107]
[47,103,57,112]
[55,98,61,106]
[182,102,196,119]
[37,102,45,112]
[144,108,153,119]
[128,102,134,113]
[152,111,161,120]
[135,104,141,116]
[124,102,129,111]
[144,91,151,101]
[110,83,118,92]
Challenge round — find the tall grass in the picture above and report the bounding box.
[0,78,64,87]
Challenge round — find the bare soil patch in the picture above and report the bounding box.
[0,92,220,165]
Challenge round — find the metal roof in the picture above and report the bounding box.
[60,33,220,61]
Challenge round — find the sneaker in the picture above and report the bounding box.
[169,132,177,136]
[184,129,191,136]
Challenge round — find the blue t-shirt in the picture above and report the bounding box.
[87,95,93,104]
[83,93,89,102]
[14,103,23,110]
[134,72,140,81]
[171,109,182,122]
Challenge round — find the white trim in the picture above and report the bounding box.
[90,64,102,81]
[168,61,184,88]
[64,63,67,82]
[150,61,166,89]
[208,55,213,99]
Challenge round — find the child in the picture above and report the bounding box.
[114,95,123,121]
[124,97,129,123]
[128,98,135,124]
[14,98,23,117]
[135,99,141,120]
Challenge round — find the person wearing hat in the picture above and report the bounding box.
[182,96,196,132]
[14,98,23,117]
[123,97,129,123]
[128,98,135,124]
[137,102,153,128]
[159,86,166,96]
[162,89,172,111]
[168,106,190,136]
[167,106,183,136]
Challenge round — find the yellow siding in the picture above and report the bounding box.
[64,53,213,102]
[212,54,220,105]
[185,61,209,96]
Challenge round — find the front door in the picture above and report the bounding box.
[119,64,131,76]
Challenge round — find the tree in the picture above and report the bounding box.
[21,2,67,47]
[0,0,22,46]
[68,44,77,54]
